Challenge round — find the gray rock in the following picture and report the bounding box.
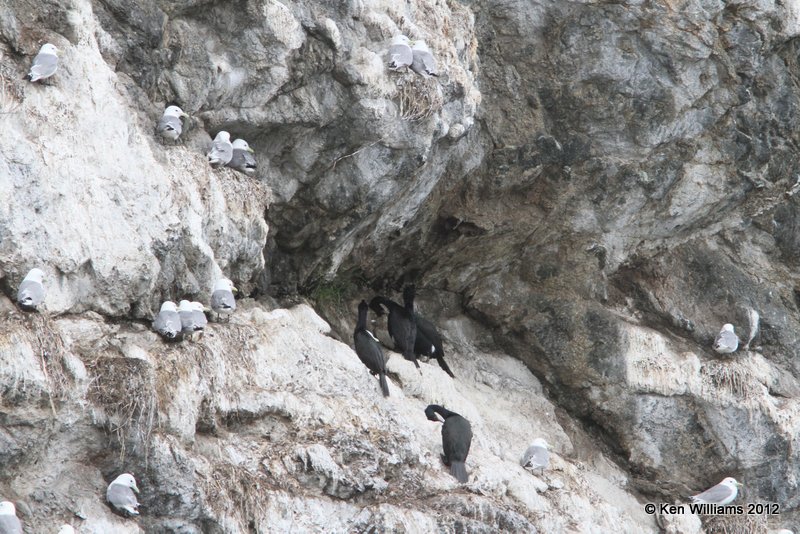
[2,0,800,529]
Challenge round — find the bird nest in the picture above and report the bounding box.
[0,314,70,411]
[700,361,761,400]
[201,463,272,529]
[701,512,767,534]
[87,355,158,462]
[0,69,22,114]
[209,323,260,382]
[395,75,443,121]
[30,314,71,409]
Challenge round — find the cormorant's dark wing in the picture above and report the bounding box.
[354,330,386,375]
[414,314,454,376]
[442,415,472,463]
[354,330,389,396]
[388,308,417,355]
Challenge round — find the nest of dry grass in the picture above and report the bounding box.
[701,361,760,399]
[202,463,272,530]
[211,324,259,380]
[87,355,158,462]
[701,512,767,534]
[0,69,22,115]
[32,314,70,388]
[0,314,71,412]
[395,75,443,121]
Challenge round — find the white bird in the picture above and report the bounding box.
[152,301,182,340]
[207,131,233,167]
[521,438,550,474]
[210,278,237,321]
[191,301,208,331]
[690,477,742,505]
[156,105,189,141]
[387,35,413,71]
[16,268,46,311]
[57,525,76,534]
[713,323,739,354]
[0,501,21,534]
[178,299,202,335]
[26,43,59,82]
[226,139,257,175]
[410,40,438,77]
[106,473,140,516]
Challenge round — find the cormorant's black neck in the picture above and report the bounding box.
[356,301,369,331]
[403,286,415,312]
[426,404,459,421]
[369,296,390,316]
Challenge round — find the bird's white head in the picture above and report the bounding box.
[392,35,411,46]
[720,477,742,488]
[160,301,178,313]
[57,525,76,534]
[214,131,231,142]
[531,438,549,449]
[191,301,206,312]
[164,105,188,118]
[40,43,59,56]
[0,501,16,515]
[178,300,193,312]
[412,40,430,52]
[113,473,140,493]
[232,138,254,152]
[24,268,45,283]
[214,278,237,292]
[722,324,735,333]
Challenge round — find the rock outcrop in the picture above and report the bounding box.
[1,0,799,531]
[0,301,657,532]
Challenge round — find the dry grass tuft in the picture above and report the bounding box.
[220,167,272,212]
[30,314,71,406]
[395,75,443,121]
[202,463,272,529]
[211,324,260,380]
[701,512,767,534]
[701,361,760,399]
[87,354,158,462]
[153,342,203,402]
[0,314,71,410]
[0,72,22,115]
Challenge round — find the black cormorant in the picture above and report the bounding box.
[406,295,455,378]
[354,300,390,397]
[369,286,419,368]
[424,404,472,483]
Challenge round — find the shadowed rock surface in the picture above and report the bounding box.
[1,0,799,531]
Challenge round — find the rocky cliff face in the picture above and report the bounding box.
[0,0,799,532]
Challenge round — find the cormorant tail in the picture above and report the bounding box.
[450,461,468,483]
[437,356,455,378]
[379,372,390,397]
[404,350,421,368]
